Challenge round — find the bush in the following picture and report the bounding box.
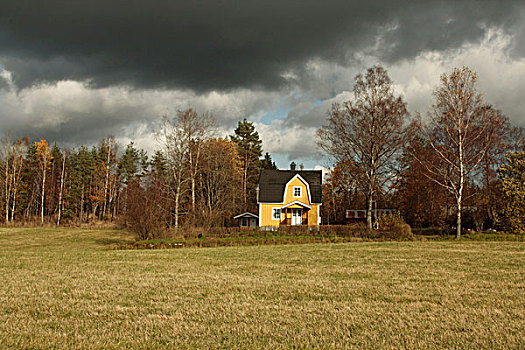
[126,180,171,240]
[376,214,413,240]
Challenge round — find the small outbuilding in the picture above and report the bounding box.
[233,212,259,228]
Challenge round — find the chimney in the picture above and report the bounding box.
[290,162,296,172]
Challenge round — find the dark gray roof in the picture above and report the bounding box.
[258,169,322,204]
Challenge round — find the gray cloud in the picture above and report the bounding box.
[1,1,525,169]
[0,81,283,152]
[0,77,8,90]
[1,1,524,91]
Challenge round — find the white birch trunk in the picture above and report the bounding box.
[57,154,66,226]
[40,162,46,225]
[4,155,10,224]
[102,144,111,220]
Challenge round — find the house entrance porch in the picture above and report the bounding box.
[280,201,312,226]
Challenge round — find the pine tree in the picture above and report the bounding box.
[261,152,277,170]
[151,150,168,178]
[119,142,148,184]
[118,142,148,223]
[230,119,263,211]
[66,146,96,224]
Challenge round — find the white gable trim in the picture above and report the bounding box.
[282,174,311,204]
[233,212,259,219]
[281,200,312,210]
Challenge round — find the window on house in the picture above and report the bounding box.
[241,218,248,227]
[293,186,302,197]
[272,208,281,220]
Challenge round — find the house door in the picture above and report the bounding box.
[291,208,302,225]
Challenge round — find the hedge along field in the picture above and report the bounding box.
[0,228,523,349]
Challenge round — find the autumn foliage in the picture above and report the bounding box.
[498,151,525,234]
[0,67,523,237]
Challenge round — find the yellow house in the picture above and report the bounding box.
[258,163,322,228]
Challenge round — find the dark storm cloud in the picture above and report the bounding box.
[1,0,523,91]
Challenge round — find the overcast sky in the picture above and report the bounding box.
[1,0,525,169]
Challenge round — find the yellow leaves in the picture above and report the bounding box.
[35,139,53,167]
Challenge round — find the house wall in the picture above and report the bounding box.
[260,203,280,227]
[260,203,320,227]
[307,204,320,226]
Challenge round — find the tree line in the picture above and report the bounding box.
[0,111,276,237]
[318,66,524,237]
[1,66,523,237]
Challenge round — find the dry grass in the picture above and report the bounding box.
[0,227,523,349]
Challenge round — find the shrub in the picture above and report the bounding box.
[376,214,413,240]
[126,180,171,240]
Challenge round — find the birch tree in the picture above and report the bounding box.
[35,139,53,225]
[317,66,409,230]
[161,109,214,227]
[417,67,503,239]
[101,136,117,220]
[0,136,26,223]
[181,109,215,212]
[1,135,13,224]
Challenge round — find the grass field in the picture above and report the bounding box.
[0,227,523,349]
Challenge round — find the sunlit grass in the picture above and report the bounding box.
[0,227,523,349]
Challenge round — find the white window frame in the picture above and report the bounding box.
[293,186,302,198]
[272,207,282,221]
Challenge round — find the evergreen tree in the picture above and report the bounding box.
[261,152,277,170]
[49,143,64,220]
[119,142,148,184]
[118,142,148,223]
[21,142,39,220]
[151,150,168,178]
[69,146,94,223]
[230,119,263,211]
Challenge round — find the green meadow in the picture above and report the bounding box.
[0,227,523,349]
